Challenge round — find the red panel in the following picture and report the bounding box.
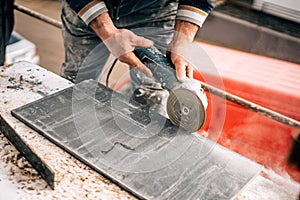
[195,43,300,182]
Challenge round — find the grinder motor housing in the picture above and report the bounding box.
[133,46,208,132]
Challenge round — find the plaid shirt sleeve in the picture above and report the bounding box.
[66,0,214,27]
[66,0,108,25]
[177,0,214,27]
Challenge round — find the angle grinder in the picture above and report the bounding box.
[134,46,208,132]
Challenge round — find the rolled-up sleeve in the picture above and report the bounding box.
[66,0,108,25]
[177,0,214,27]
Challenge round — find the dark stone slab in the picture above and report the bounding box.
[0,115,55,189]
[11,80,261,200]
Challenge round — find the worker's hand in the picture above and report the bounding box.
[104,29,153,76]
[167,20,199,82]
[90,12,153,76]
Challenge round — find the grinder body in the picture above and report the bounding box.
[133,46,208,132]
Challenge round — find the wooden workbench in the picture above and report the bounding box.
[0,61,298,199]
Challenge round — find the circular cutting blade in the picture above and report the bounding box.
[167,88,206,132]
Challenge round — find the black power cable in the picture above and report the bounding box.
[105,58,118,87]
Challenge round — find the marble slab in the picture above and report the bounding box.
[11,79,262,200]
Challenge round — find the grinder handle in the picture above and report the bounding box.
[133,46,180,90]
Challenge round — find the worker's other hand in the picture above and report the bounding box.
[167,20,199,82]
[90,12,153,77]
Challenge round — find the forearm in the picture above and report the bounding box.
[174,20,199,42]
[89,11,118,41]
[168,20,201,82]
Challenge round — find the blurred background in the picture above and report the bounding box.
[13,0,300,75]
[14,0,63,74]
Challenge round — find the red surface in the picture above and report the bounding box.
[195,42,300,182]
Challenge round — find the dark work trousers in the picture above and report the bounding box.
[0,0,14,66]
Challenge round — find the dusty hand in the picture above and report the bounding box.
[167,40,193,82]
[90,12,153,76]
[167,20,199,82]
[103,29,153,76]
